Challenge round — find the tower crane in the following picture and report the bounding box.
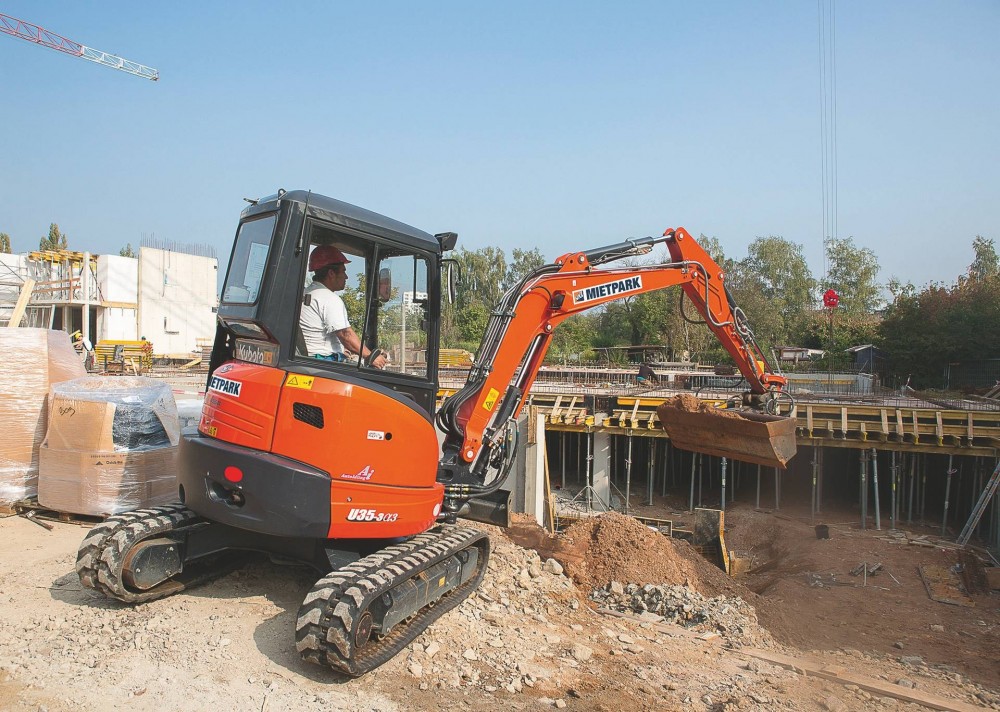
[0,12,158,81]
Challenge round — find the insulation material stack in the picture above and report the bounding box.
[0,329,87,503]
[38,376,180,516]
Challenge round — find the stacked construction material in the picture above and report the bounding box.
[0,329,87,503]
[38,376,180,516]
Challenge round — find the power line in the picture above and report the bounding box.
[818,0,838,284]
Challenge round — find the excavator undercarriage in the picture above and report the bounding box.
[77,503,489,676]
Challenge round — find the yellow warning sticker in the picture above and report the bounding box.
[205,425,217,437]
[286,375,315,390]
[483,388,500,411]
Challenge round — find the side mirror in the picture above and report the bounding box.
[442,258,461,304]
[378,268,392,303]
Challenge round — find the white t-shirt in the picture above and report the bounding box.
[300,282,350,357]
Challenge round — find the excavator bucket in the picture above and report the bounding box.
[656,396,798,469]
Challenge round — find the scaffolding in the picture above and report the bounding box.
[0,250,101,335]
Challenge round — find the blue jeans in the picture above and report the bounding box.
[314,353,348,362]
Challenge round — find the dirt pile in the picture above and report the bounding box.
[661,393,742,418]
[556,511,754,600]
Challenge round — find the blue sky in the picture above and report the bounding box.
[0,1,997,292]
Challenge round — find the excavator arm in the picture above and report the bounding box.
[436,227,791,517]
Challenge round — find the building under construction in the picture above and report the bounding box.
[0,245,217,358]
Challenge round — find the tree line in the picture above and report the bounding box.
[443,234,999,392]
[0,224,134,256]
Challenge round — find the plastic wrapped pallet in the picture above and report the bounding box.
[0,328,86,503]
[38,376,181,516]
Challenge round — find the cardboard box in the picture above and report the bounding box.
[37,444,177,517]
[0,329,86,502]
[43,398,117,451]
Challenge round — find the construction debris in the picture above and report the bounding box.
[589,582,767,647]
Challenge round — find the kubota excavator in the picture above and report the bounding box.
[76,190,796,676]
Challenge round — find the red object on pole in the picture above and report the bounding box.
[823,289,839,309]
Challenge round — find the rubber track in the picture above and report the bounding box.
[76,504,229,604]
[295,525,490,677]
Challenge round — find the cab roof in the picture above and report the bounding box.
[243,189,442,253]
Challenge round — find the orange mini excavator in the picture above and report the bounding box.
[77,191,795,676]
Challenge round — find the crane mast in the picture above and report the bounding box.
[0,12,158,81]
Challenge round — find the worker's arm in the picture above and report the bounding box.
[334,327,387,368]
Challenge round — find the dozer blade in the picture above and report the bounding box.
[656,401,798,469]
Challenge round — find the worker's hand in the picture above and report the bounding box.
[366,348,387,369]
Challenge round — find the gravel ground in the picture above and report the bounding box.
[0,512,995,712]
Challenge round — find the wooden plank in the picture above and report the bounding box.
[896,409,904,436]
[806,405,814,434]
[740,648,984,712]
[936,412,944,443]
[918,564,975,607]
[881,408,889,434]
[840,407,848,434]
[6,278,35,327]
[967,413,974,441]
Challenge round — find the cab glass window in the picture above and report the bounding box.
[294,224,431,381]
[375,253,430,379]
[221,214,276,304]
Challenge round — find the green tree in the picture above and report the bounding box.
[39,223,68,251]
[966,235,998,283]
[878,234,1000,388]
[119,243,136,258]
[0,233,10,253]
[728,235,816,353]
[503,248,546,291]
[441,246,509,349]
[825,237,882,315]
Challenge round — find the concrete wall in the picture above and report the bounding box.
[138,248,218,356]
[98,307,138,341]
[97,255,138,304]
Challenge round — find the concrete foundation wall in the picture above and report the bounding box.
[138,248,218,355]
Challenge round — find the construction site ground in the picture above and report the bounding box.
[0,501,997,712]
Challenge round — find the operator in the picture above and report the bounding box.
[299,245,387,368]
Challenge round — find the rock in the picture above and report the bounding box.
[425,642,441,658]
[929,625,944,633]
[528,563,543,578]
[463,649,479,661]
[555,700,567,709]
[899,656,924,667]
[571,644,593,662]
[609,581,625,596]
[893,642,904,649]
[821,696,847,712]
[543,559,564,576]
[895,678,915,689]
[408,662,423,678]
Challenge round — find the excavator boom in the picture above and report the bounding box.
[436,227,797,514]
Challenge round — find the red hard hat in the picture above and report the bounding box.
[309,245,351,271]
